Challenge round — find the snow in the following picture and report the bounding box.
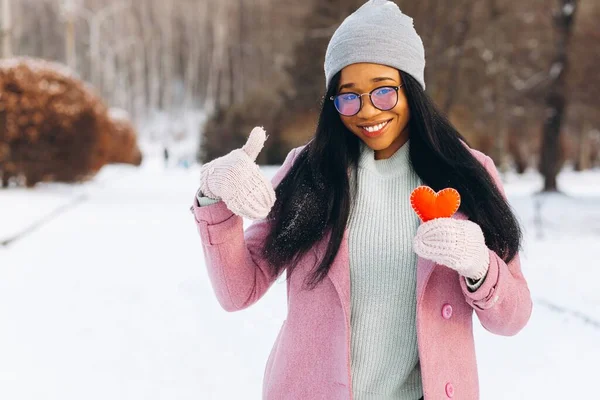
[108,107,131,122]
[136,109,207,168]
[562,3,575,16]
[549,62,564,79]
[0,152,599,399]
[0,56,79,80]
[481,49,494,62]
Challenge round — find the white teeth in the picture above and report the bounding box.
[362,121,388,133]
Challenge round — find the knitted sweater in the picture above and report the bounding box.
[346,139,423,399]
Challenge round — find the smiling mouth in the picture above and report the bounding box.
[359,119,392,135]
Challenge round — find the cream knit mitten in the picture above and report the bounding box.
[413,218,490,280]
[199,127,276,220]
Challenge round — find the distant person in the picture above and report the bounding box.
[190,1,532,399]
[163,146,169,168]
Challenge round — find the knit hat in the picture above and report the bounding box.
[324,0,426,91]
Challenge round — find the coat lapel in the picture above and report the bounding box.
[324,228,352,328]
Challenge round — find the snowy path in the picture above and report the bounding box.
[0,160,598,399]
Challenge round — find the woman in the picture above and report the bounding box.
[191,1,532,399]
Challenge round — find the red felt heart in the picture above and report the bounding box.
[410,186,461,222]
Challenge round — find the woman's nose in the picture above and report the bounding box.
[357,96,379,119]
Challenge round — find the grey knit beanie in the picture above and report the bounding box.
[324,0,426,91]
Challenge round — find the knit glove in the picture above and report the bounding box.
[413,218,490,280]
[198,126,275,220]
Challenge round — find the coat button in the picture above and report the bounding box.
[441,303,453,319]
[445,382,454,398]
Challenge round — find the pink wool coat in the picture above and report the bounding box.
[191,144,532,400]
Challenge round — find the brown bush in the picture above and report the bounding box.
[0,57,142,188]
[107,109,142,166]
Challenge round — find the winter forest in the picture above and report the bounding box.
[1,0,599,188]
[1,0,599,399]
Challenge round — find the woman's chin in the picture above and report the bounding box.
[360,134,391,149]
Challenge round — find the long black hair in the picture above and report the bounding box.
[262,70,522,290]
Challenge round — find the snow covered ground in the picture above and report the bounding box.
[0,153,598,399]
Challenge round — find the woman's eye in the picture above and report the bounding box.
[375,88,392,95]
[340,93,358,100]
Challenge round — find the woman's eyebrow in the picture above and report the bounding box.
[338,77,397,91]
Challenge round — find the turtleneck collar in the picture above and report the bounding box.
[357,139,411,176]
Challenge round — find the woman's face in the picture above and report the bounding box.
[337,63,410,160]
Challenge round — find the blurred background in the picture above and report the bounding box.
[1,0,598,183]
[0,0,599,399]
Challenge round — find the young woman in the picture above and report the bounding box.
[191,1,532,399]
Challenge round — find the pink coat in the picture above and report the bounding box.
[191,144,532,400]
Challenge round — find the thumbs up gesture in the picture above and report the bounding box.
[199,127,276,220]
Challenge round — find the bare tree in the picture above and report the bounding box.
[1,0,12,57]
[539,0,578,191]
[3,0,597,170]
[61,0,77,70]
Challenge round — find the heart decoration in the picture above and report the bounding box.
[410,185,461,222]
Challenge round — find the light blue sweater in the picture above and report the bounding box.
[346,139,423,399]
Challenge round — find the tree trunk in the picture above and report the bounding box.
[1,0,12,57]
[539,0,578,192]
[64,3,76,70]
[443,0,473,115]
[159,1,174,113]
[575,120,591,171]
[204,1,229,111]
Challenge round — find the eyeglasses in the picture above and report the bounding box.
[329,84,403,116]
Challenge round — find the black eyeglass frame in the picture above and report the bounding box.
[329,84,404,116]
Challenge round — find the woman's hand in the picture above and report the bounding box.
[199,126,276,220]
[413,218,490,280]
